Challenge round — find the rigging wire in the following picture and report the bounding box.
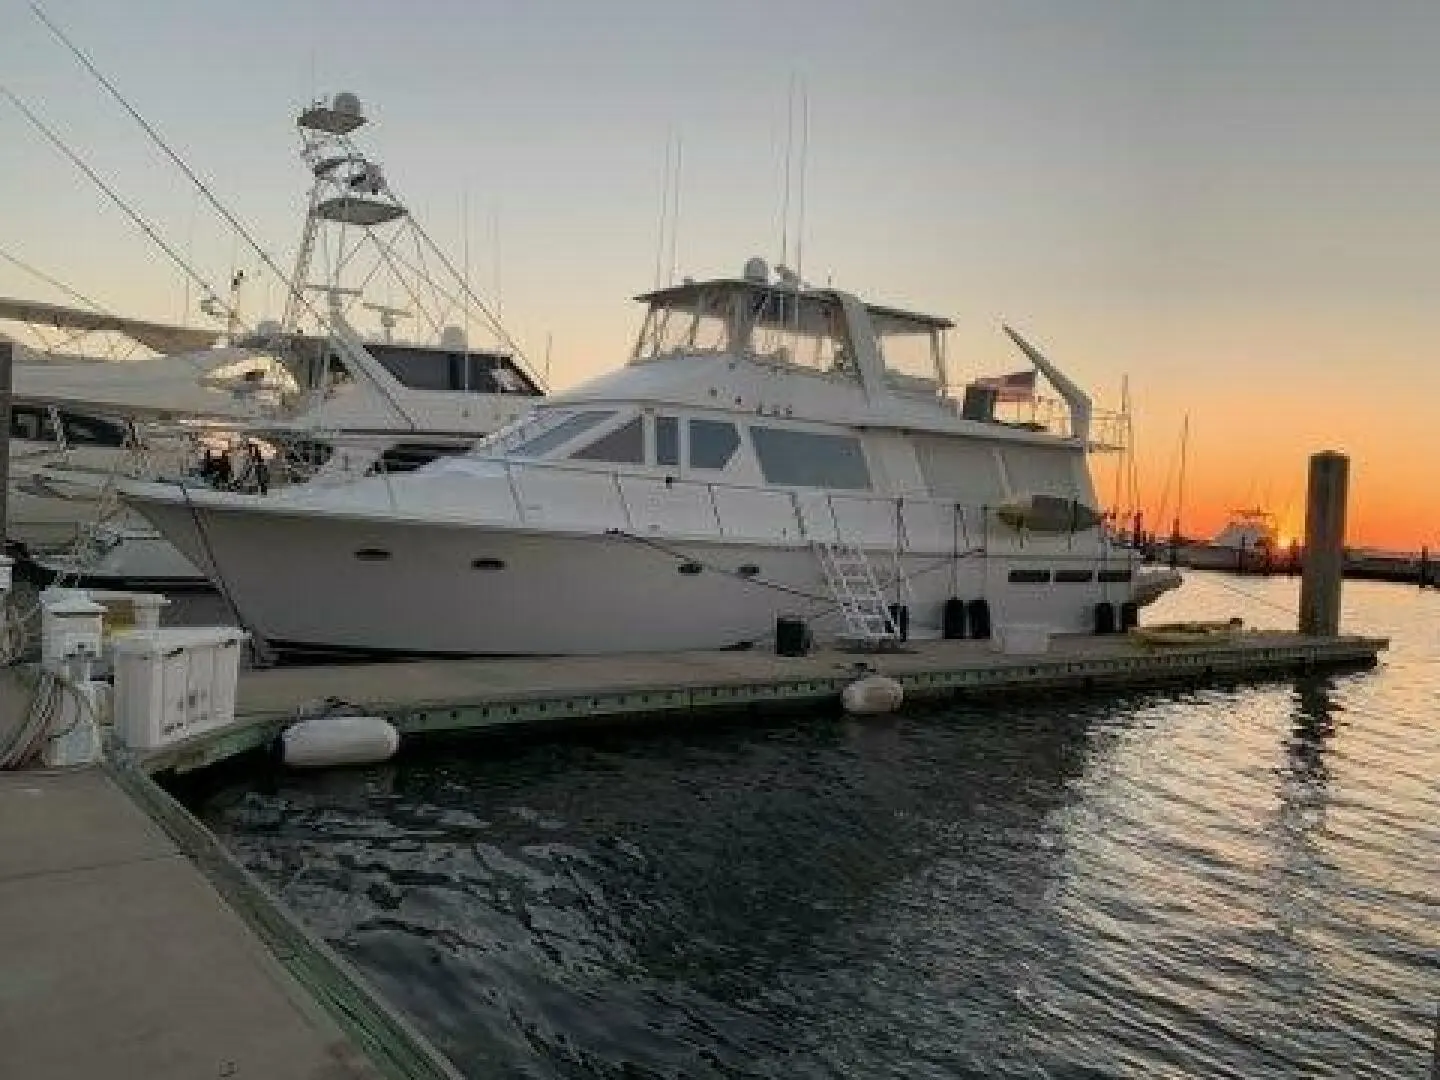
[0,244,114,319]
[0,80,244,335]
[30,4,302,335]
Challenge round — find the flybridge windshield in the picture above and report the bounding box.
[633,283,850,374]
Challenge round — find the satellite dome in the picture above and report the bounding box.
[332,92,363,118]
[743,257,769,284]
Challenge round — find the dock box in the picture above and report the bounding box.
[112,627,249,749]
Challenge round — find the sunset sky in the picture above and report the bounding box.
[2,0,1437,550]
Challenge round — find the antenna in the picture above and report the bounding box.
[780,74,795,271]
[544,330,553,385]
[667,135,682,285]
[363,302,412,344]
[795,81,809,287]
[491,200,502,324]
[653,134,672,290]
[461,187,470,346]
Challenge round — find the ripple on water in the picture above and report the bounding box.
[196,576,1440,1078]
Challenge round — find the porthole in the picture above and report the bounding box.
[471,557,506,571]
[1007,568,1051,583]
[354,548,392,562]
[678,562,703,576]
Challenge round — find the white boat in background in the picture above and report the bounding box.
[10,91,544,585]
[1169,509,1286,573]
[122,257,1173,656]
[2,313,289,557]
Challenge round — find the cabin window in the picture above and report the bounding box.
[1008,568,1051,583]
[10,406,58,443]
[375,442,468,474]
[512,410,614,458]
[750,426,871,490]
[915,436,1005,502]
[58,411,127,448]
[372,345,457,392]
[572,416,645,464]
[1001,447,1080,498]
[1054,569,1094,583]
[655,416,680,467]
[689,419,740,470]
[1098,568,1133,583]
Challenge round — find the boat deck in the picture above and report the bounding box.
[138,630,1388,775]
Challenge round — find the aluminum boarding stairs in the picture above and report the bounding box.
[813,540,902,648]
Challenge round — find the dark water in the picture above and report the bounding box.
[193,573,1439,1078]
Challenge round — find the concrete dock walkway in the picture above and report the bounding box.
[0,766,447,1080]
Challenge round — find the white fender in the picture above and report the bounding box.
[282,714,399,768]
[842,674,904,715]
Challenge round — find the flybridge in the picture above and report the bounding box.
[626,260,1129,452]
[630,257,955,401]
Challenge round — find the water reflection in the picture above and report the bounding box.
[195,575,1440,1078]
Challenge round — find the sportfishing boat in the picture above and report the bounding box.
[3,307,287,558]
[1171,509,1285,573]
[121,257,1173,656]
[14,91,544,584]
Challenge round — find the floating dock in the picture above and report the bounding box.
[137,630,1387,776]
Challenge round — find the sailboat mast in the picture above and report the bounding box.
[1172,413,1190,542]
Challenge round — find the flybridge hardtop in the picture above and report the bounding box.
[504,260,1093,447]
[0,295,222,355]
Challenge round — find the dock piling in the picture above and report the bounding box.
[1298,451,1349,635]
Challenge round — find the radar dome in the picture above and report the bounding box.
[439,325,468,350]
[743,257,769,284]
[332,92,363,118]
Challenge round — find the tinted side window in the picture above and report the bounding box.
[11,406,57,443]
[689,419,739,470]
[655,416,679,467]
[60,411,127,447]
[512,411,614,458]
[371,345,459,391]
[572,417,645,464]
[750,426,871,489]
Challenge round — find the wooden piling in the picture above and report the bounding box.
[1298,452,1349,635]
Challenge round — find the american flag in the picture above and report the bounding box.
[977,368,1037,403]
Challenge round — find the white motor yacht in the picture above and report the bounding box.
[121,258,1171,656]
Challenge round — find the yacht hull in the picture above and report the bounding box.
[124,488,1139,656]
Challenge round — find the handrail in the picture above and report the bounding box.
[706,482,724,536]
[129,428,1119,558]
[611,471,634,531]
